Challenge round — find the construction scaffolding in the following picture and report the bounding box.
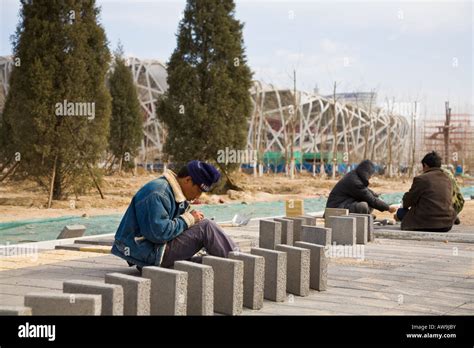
[422,113,474,174]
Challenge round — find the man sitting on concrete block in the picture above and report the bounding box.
[395,151,457,232]
[325,160,397,215]
[112,160,238,273]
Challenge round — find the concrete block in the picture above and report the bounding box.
[229,251,264,310]
[105,273,150,315]
[142,266,187,316]
[350,213,374,242]
[57,224,86,239]
[63,280,123,316]
[250,247,287,302]
[324,208,349,218]
[24,292,101,315]
[0,306,32,315]
[174,261,214,316]
[275,244,310,296]
[285,199,304,217]
[348,215,368,244]
[295,241,327,291]
[202,256,243,315]
[284,217,305,242]
[259,220,281,249]
[325,216,356,245]
[301,225,332,246]
[273,218,294,245]
[299,215,317,226]
[54,243,111,253]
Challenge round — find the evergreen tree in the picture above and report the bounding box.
[108,43,143,172]
[158,0,253,175]
[0,0,111,201]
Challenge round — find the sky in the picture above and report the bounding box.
[0,0,472,118]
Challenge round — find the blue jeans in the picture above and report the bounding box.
[396,208,409,221]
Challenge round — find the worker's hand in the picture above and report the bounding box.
[388,205,397,214]
[191,210,204,223]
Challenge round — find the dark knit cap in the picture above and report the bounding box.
[187,160,221,192]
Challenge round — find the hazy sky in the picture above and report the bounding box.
[1,0,472,117]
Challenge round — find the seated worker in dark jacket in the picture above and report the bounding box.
[326,159,397,215]
[112,160,238,271]
[395,151,457,232]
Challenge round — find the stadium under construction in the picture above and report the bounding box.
[2,56,472,174]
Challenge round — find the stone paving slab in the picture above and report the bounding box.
[0,218,473,315]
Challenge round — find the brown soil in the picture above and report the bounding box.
[0,170,472,226]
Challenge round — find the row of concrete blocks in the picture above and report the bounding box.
[259,211,373,249]
[0,242,327,316]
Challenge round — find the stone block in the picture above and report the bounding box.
[284,217,305,242]
[250,247,287,302]
[301,225,332,246]
[299,215,317,226]
[273,218,294,245]
[142,266,187,315]
[63,280,123,315]
[295,241,327,291]
[174,261,214,315]
[285,199,304,217]
[0,306,32,315]
[324,208,349,218]
[259,220,281,249]
[350,213,374,242]
[202,256,244,315]
[349,215,368,244]
[105,273,151,315]
[57,225,86,239]
[275,244,310,296]
[325,216,356,245]
[228,251,264,309]
[24,292,101,315]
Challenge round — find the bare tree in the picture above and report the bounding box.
[386,97,395,178]
[331,82,338,179]
[363,89,376,160]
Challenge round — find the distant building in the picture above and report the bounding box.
[324,92,377,111]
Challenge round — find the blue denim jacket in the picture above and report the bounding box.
[111,171,195,267]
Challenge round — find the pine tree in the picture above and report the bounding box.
[108,43,143,172]
[0,0,111,202]
[158,0,253,176]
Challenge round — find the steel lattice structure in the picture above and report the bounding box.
[0,56,410,166]
[125,57,168,162]
[0,56,13,113]
[248,81,410,166]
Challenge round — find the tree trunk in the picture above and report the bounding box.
[118,156,123,173]
[0,161,19,183]
[217,163,242,191]
[48,154,58,208]
[52,157,62,200]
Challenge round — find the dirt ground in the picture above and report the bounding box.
[0,170,473,226]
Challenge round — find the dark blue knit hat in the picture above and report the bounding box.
[187,160,221,192]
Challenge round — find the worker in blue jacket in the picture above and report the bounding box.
[111,160,238,272]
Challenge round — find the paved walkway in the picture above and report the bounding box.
[0,220,473,315]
